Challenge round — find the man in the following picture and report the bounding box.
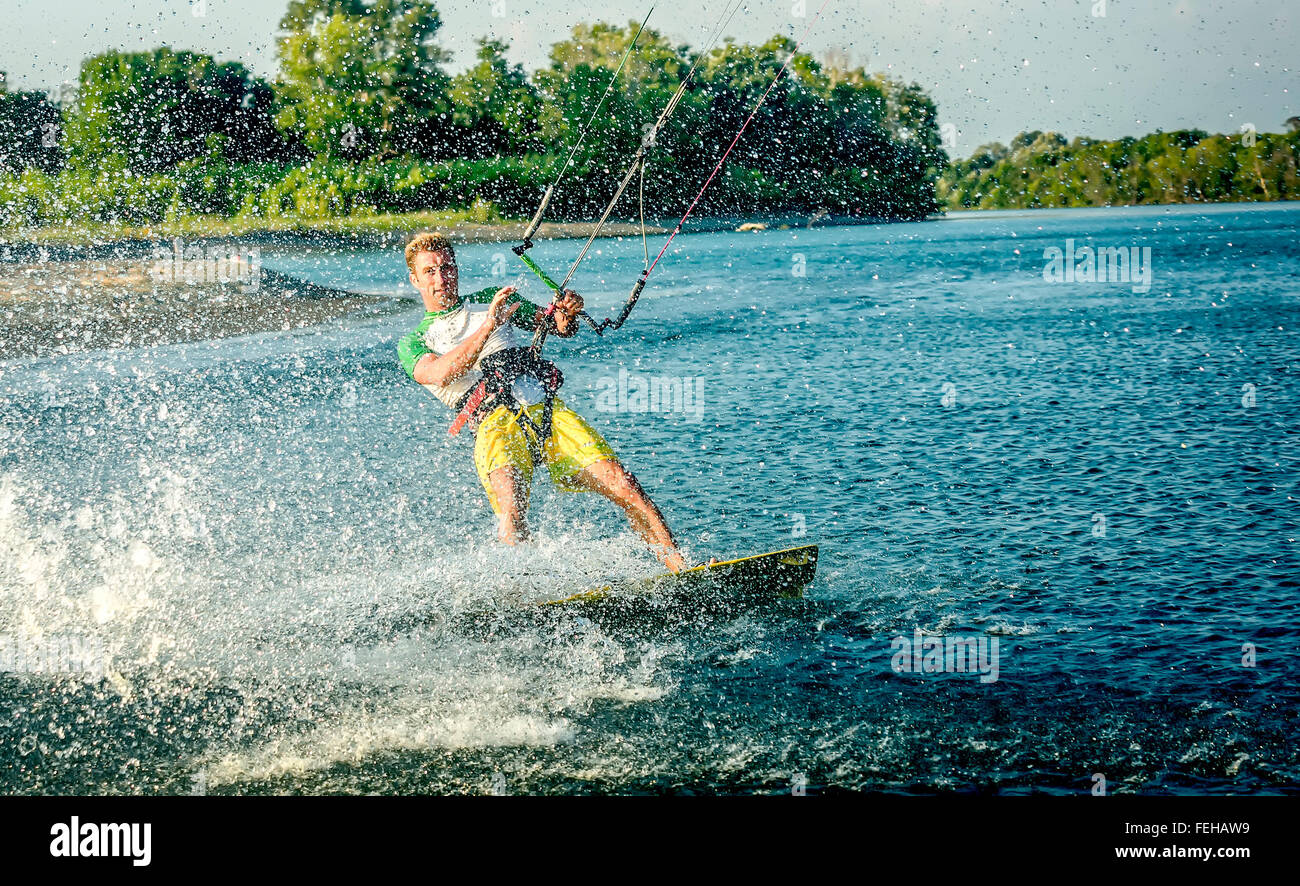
[397,231,686,572]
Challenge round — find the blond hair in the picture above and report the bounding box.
[405,231,454,273]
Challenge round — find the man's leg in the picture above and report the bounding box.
[567,458,685,572]
[488,464,531,544]
[475,406,535,545]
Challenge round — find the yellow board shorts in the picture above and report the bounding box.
[473,397,618,515]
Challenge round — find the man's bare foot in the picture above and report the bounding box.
[655,547,715,574]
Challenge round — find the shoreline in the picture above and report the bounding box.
[0,258,398,361]
[0,212,920,261]
[7,199,1295,259]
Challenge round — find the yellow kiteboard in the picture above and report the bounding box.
[537,544,819,625]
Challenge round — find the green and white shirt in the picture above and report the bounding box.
[396,286,543,409]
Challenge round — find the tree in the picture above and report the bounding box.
[688,38,938,218]
[62,49,286,172]
[274,0,451,160]
[533,21,698,216]
[937,126,1299,209]
[449,39,540,157]
[1184,135,1235,201]
[536,22,691,159]
[872,76,947,171]
[0,73,63,173]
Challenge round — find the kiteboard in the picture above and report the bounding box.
[314,545,821,644]
[533,544,819,627]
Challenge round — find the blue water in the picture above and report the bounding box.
[2,202,1297,794]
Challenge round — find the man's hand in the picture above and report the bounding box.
[552,289,584,337]
[488,286,522,330]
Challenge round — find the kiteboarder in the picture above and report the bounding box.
[396,231,686,572]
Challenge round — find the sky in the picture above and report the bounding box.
[0,0,1294,156]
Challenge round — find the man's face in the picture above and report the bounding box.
[409,248,458,307]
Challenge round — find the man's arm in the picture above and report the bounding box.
[410,287,521,387]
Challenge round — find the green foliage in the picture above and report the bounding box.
[62,48,286,173]
[450,39,541,156]
[21,7,1300,233]
[8,13,946,229]
[0,168,59,227]
[530,24,940,220]
[532,19,699,216]
[40,156,179,226]
[0,87,64,174]
[274,0,451,160]
[940,128,1300,209]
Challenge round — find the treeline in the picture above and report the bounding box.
[0,0,944,231]
[939,127,1300,209]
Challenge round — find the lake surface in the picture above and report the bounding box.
[2,201,1297,794]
